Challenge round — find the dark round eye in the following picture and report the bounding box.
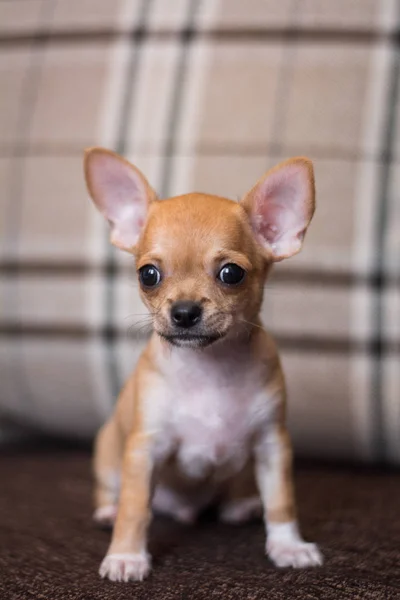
[139,264,161,288]
[218,263,245,285]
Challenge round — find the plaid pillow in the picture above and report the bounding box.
[0,0,399,463]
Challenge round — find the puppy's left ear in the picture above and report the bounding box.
[241,157,315,261]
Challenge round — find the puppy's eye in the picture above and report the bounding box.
[139,264,161,288]
[218,263,245,285]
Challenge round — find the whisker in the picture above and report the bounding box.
[125,318,154,329]
[123,313,155,320]
[238,318,268,334]
[126,322,154,340]
[123,308,160,319]
[125,312,155,335]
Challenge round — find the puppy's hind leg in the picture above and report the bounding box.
[93,417,122,527]
[220,460,262,524]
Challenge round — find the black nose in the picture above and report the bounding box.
[171,301,202,329]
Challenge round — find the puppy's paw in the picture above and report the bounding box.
[152,484,197,524]
[267,522,323,568]
[93,505,117,528]
[267,538,323,568]
[99,552,151,582]
[220,496,262,524]
[172,505,197,524]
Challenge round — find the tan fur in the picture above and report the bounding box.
[85,148,322,581]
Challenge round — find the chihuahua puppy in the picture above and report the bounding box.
[84,148,322,582]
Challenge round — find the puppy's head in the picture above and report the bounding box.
[84,148,315,348]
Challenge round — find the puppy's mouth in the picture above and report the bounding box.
[158,331,224,348]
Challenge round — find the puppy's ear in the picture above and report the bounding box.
[84,147,157,251]
[241,157,315,261]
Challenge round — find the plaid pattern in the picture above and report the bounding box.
[0,0,399,463]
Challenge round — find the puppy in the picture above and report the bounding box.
[84,148,323,582]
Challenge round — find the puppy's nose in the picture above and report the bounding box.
[171,301,202,329]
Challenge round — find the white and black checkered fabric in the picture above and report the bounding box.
[0,0,399,462]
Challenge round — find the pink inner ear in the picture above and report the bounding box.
[87,152,149,249]
[256,201,303,245]
[102,170,146,240]
[92,156,145,221]
[251,163,312,259]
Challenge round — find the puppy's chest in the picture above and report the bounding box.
[158,359,269,479]
[172,388,249,475]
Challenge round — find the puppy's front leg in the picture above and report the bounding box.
[255,424,323,568]
[99,432,153,582]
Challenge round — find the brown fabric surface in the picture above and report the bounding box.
[1,447,400,599]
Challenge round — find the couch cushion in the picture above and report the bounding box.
[0,0,399,463]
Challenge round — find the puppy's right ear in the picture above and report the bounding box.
[84,147,157,252]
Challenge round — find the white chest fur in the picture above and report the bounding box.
[149,337,277,480]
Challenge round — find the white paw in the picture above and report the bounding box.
[220,496,262,524]
[93,505,117,527]
[99,552,151,582]
[172,505,197,524]
[152,484,197,524]
[267,538,323,568]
